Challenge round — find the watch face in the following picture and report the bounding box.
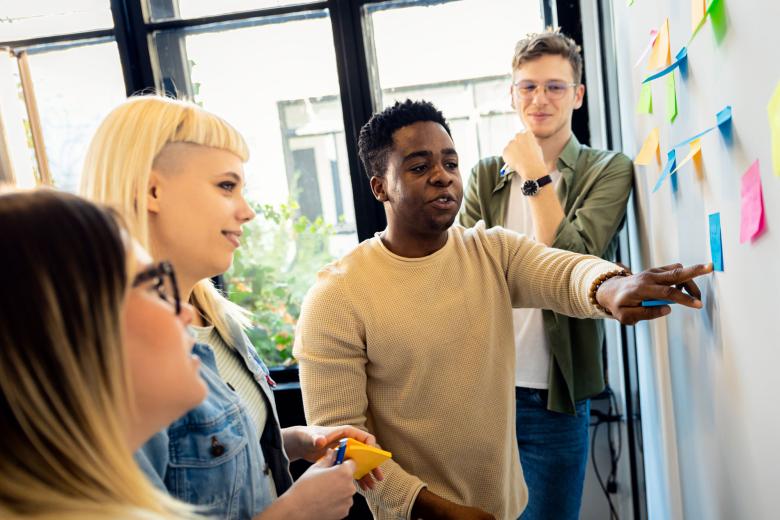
[521,179,539,196]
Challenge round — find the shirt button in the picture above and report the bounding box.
[263,463,271,475]
[210,436,225,457]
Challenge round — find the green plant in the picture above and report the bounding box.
[225,200,336,366]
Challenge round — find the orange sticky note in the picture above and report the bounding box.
[670,138,702,174]
[691,0,706,33]
[635,128,660,166]
[648,19,671,70]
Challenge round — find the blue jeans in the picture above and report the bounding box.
[516,387,590,520]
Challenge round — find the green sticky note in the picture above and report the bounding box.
[666,73,677,123]
[707,0,727,43]
[636,83,653,114]
[628,0,635,5]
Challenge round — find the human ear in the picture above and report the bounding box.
[370,175,388,203]
[147,170,162,214]
[573,84,585,110]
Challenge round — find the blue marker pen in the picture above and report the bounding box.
[641,299,676,307]
[334,438,348,465]
[499,164,511,177]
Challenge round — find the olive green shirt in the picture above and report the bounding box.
[460,135,634,414]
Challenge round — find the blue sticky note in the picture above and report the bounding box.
[709,212,724,271]
[672,126,715,149]
[652,149,677,193]
[669,150,678,192]
[716,105,732,127]
[642,47,688,84]
[642,299,676,307]
[717,105,733,146]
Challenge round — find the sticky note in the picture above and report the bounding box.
[642,47,688,84]
[666,73,677,123]
[670,106,733,149]
[652,149,677,193]
[637,83,653,114]
[740,160,766,243]
[648,19,671,70]
[634,30,659,68]
[635,128,660,166]
[767,82,780,176]
[670,138,702,174]
[628,0,635,5]
[708,0,727,42]
[709,212,724,272]
[692,0,706,33]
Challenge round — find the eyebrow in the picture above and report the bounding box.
[216,171,245,184]
[401,148,458,162]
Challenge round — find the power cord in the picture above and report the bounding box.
[590,386,622,520]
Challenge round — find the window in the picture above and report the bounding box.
[0,0,113,41]
[147,0,323,22]
[152,8,357,365]
[25,42,127,191]
[0,2,126,191]
[363,0,545,185]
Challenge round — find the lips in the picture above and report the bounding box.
[222,230,242,248]
[429,193,458,210]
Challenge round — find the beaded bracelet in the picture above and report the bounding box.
[588,268,629,315]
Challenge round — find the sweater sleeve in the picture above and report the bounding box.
[293,272,426,520]
[489,227,618,318]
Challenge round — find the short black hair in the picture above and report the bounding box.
[358,99,451,179]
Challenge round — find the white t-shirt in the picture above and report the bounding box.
[504,170,563,389]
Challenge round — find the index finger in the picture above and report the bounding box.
[652,263,713,285]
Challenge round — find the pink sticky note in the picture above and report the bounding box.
[740,159,766,243]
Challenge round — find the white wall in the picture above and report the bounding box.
[610,0,780,518]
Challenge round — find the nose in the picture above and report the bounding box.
[429,163,454,186]
[179,301,195,325]
[237,193,256,223]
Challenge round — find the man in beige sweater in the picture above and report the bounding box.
[293,100,711,520]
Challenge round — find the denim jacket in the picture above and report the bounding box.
[136,317,293,519]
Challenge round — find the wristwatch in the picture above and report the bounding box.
[520,174,553,196]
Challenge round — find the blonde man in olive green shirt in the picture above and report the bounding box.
[460,30,633,520]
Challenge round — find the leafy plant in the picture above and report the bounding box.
[225,200,336,366]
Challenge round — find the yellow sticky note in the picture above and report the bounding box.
[648,19,671,70]
[636,83,653,114]
[691,0,706,33]
[341,438,392,479]
[671,138,702,174]
[767,81,780,176]
[635,128,660,166]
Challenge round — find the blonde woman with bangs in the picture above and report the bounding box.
[81,95,382,520]
[0,189,204,519]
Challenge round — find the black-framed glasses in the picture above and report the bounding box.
[512,80,578,100]
[132,261,181,315]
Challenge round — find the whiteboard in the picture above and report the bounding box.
[610,0,780,518]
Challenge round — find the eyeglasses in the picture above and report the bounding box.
[132,261,181,315]
[512,80,578,100]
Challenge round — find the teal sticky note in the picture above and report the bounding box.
[709,212,724,271]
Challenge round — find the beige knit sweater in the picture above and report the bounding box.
[293,222,616,520]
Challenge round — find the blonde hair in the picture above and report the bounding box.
[0,189,194,518]
[81,95,251,342]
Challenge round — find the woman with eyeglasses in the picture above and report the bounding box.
[0,189,206,518]
[80,95,380,520]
